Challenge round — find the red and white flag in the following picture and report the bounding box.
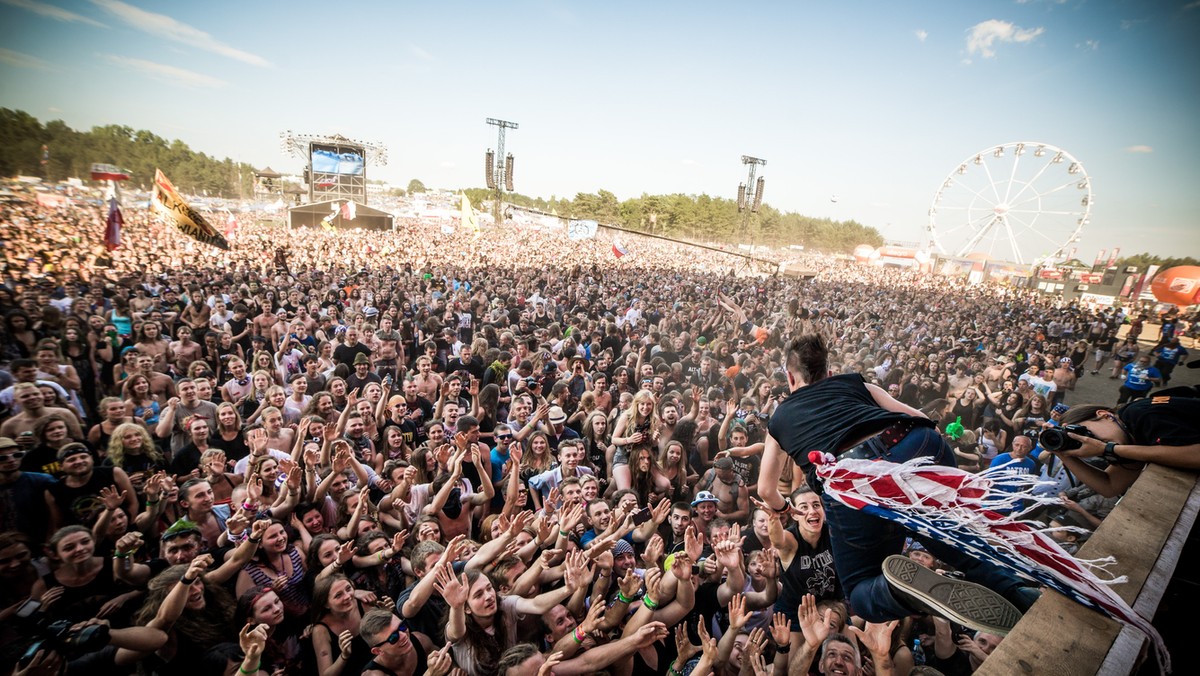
[811,453,1170,672]
[612,239,628,258]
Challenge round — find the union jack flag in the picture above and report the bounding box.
[811,452,1170,673]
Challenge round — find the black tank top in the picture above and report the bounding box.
[768,374,924,467]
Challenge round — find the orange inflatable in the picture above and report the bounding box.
[853,244,876,263]
[1150,266,1200,306]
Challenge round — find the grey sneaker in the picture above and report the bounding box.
[882,555,1023,635]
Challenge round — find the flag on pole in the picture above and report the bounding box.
[151,169,229,250]
[342,201,357,221]
[90,163,130,182]
[612,239,628,258]
[811,453,1170,673]
[460,193,478,232]
[103,181,123,251]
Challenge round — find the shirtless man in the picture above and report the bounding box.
[170,325,204,375]
[697,456,749,523]
[412,355,443,402]
[180,296,211,334]
[373,316,403,382]
[260,406,295,455]
[136,321,173,373]
[136,354,177,402]
[249,303,276,338]
[1051,358,1077,406]
[1,383,84,440]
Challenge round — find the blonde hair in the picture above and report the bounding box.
[107,421,162,468]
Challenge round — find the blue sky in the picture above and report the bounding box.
[1,0,1198,260]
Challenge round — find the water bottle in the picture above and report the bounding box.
[912,639,926,665]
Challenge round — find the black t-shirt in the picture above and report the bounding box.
[47,466,119,526]
[768,374,919,467]
[777,524,842,614]
[1119,395,1200,446]
[332,342,372,369]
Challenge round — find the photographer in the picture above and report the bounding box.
[1054,395,1200,498]
[12,617,168,676]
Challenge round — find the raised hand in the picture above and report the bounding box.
[670,552,693,582]
[433,567,469,607]
[337,630,354,658]
[797,593,833,649]
[769,611,791,647]
[674,622,701,664]
[536,651,563,676]
[426,645,454,676]
[642,534,664,567]
[632,621,670,647]
[728,593,749,631]
[98,486,127,512]
[847,620,900,658]
[684,525,704,561]
[618,568,643,599]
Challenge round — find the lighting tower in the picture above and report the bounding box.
[485,118,518,224]
[737,155,767,253]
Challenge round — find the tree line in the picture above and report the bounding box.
[0,109,256,197]
[1112,252,1200,271]
[460,187,884,252]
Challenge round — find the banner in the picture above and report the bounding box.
[1092,249,1106,271]
[460,193,478,232]
[567,219,598,240]
[151,169,229,250]
[1130,264,1160,299]
[104,179,123,251]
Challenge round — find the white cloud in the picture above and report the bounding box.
[1125,145,1153,153]
[48,106,62,112]
[1120,18,1148,30]
[1184,1,1200,10]
[965,19,1045,58]
[915,29,928,42]
[1077,39,1100,51]
[89,0,270,67]
[0,0,106,27]
[0,47,53,69]
[101,54,226,88]
[409,44,434,62]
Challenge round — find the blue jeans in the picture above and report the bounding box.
[822,426,1027,621]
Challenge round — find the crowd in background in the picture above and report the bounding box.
[0,195,1193,676]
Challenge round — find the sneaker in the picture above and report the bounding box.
[1091,370,1099,375]
[882,555,1023,636]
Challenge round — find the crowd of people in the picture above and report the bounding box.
[0,192,1196,676]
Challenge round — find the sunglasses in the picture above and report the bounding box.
[495,435,513,441]
[0,451,27,460]
[372,620,410,647]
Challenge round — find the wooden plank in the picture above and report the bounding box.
[977,465,1199,675]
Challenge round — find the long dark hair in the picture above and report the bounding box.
[135,564,235,650]
[441,570,508,675]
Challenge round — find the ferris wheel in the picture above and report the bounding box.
[927,142,1091,265]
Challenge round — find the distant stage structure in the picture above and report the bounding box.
[279,131,392,231]
[927,142,1091,266]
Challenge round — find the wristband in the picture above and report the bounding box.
[572,625,585,644]
[113,551,130,559]
[776,643,791,654]
[238,663,260,675]
[772,500,791,515]
[668,667,684,676]
[616,591,633,604]
[249,536,262,545]
[1102,441,1120,461]
[180,576,198,585]
[145,498,161,506]
[242,501,259,512]
[559,530,570,538]
[642,596,659,610]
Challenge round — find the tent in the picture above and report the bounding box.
[288,200,393,231]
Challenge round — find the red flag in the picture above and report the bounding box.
[612,239,628,258]
[104,196,123,251]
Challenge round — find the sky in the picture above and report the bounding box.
[1,0,1198,260]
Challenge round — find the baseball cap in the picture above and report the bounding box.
[691,490,719,507]
[714,457,734,471]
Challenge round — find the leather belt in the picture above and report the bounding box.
[839,418,928,461]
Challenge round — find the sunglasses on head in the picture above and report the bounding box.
[372,619,409,647]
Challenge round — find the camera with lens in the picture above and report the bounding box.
[1039,424,1095,452]
[19,616,111,667]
